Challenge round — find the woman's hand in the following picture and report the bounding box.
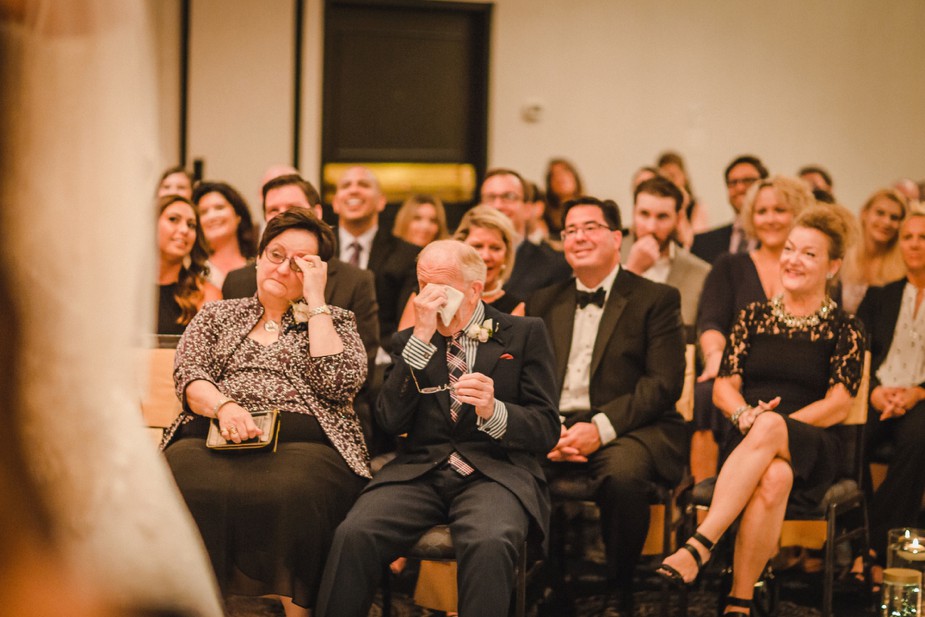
[737,396,781,434]
[292,254,327,306]
[217,402,262,444]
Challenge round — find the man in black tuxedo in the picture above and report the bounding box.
[221,174,381,448]
[527,197,688,612]
[331,165,420,350]
[316,240,561,617]
[691,154,769,264]
[857,212,925,564]
[480,168,572,298]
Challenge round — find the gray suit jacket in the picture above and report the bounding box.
[621,239,711,337]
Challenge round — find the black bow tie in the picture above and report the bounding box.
[576,287,606,309]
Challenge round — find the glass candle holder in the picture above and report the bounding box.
[889,529,925,575]
[882,568,922,616]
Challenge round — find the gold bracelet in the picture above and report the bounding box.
[306,304,332,319]
[211,397,236,418]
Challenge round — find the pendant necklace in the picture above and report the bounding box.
[263,318,280,332]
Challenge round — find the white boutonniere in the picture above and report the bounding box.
[291,301,311,324]
[466,318,497,343]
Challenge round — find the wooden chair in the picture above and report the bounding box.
[692,351,872,617]
[138,335,182,445]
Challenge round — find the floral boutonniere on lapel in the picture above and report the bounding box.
[466,318,500,343]
[286,301,311,333]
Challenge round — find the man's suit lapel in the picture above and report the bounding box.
[368,227,390,266]
[472,306,505,378]
[550,283,578,388]
[590,269,631,378]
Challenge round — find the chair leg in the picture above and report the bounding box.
[824,509,836,617]
[514,541,527,617]
[381,564,392,617]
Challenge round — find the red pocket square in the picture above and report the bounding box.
[499,353,514,360]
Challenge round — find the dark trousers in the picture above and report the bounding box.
[546,436,658,590]
[315,465,528,617]
[867,401,925,560]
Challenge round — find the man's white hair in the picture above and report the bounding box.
[418,240,487,283]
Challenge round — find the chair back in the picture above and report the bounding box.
[675,344,696,421]
[138,335,182,442]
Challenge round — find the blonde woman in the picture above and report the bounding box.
[391,194,449,248]
[840,189,907,313]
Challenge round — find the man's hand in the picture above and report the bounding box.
[411,284,448,343]
[454,372,496,419]
[547,422,602,463]
[623,234,661,275]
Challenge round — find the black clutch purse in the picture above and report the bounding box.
[206,409,281,452]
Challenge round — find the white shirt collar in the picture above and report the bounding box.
[576,264,620,300]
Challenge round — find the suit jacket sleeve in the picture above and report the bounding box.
[351,267,381,367]
[596,285,685,437]
[375,330,425,436]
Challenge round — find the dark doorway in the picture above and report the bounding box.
[322,0,491,229]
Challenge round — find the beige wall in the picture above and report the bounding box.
[154,0,925,224]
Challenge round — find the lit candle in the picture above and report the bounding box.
[899,537,925,562]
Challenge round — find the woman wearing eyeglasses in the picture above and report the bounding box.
[659,204,864,615]
[694,176,816,459]
[161,208,370,617]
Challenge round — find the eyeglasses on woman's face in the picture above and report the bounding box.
[264,245,312,273]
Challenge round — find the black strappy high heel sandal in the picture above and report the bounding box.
[723,595,751,615]
[655,530,716,585]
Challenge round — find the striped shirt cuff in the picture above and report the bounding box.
[592,412,617,445]
[477,400,508,439]
[402,335,436,370]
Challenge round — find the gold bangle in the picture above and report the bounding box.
[211,397,235,418]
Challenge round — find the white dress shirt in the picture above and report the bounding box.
[338,225,377,270]
[877,282,925,387]
[559,264,620,444]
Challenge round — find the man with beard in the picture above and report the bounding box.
[623,176,710,341]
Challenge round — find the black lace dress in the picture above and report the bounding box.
[717,298,864,516]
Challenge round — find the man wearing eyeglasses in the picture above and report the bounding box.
[317,240,560,617]
[480,168,572,298]
[691,154,769,264]
[528,197,687,615]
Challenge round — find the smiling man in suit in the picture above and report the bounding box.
[528,196,688,614]
[480,168,573,298]
[317,240,561,617]
[331,165,420,350]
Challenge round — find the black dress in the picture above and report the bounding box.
[157,283,186,335]
[717,299,864,516]
[163,302,369,609]
[488,290,525,314]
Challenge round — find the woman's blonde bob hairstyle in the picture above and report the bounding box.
[453,205,517,285]
[740,175,816,240]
